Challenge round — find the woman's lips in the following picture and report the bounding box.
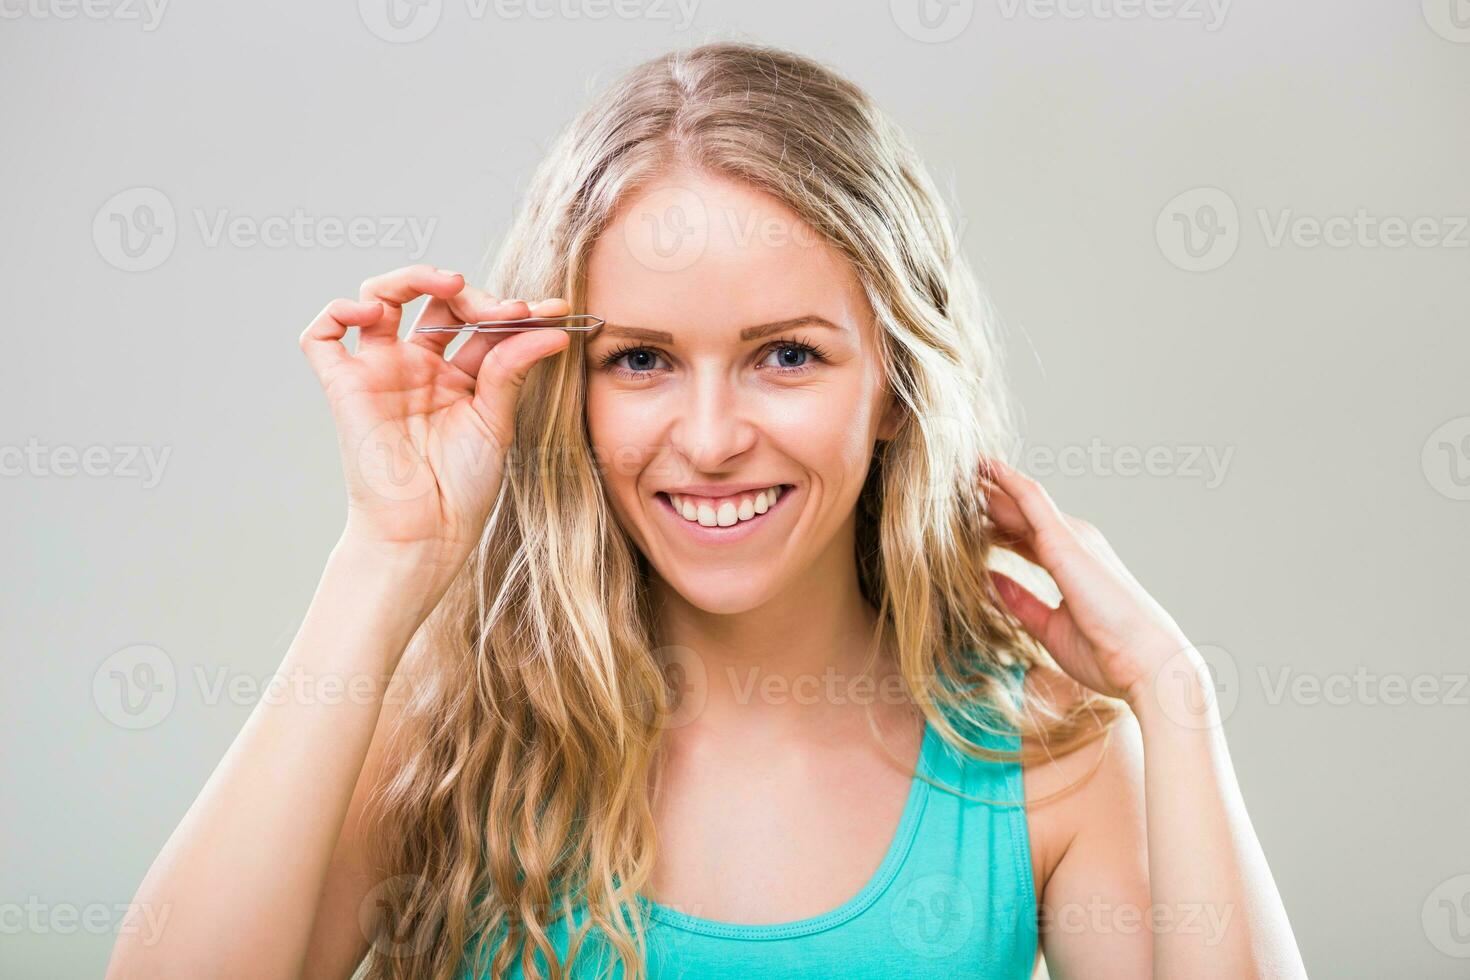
[654,485,793,543]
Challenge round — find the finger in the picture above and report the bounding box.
[982,457,1068,534]
[431,297,529,368]
[980,458,1088,567]
[992,529,1043,569]
[986,472,1110,568]
[298,299,383,381]
[993,572,1086,662]
[980,477,1044,562]
[468,326,572,448]
[980,464,1122,615]
[450,297,571,377]
[408,279,511,352]
[1062,514,1140,587]
[981,481,1040,558]
[411,288,518,356]
[980,475,1027,533]
[356,265,465,348]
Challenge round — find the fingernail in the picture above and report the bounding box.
[436,268,461,278]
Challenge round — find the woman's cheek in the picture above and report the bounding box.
[767,388,876,467]
[588,388,666,498]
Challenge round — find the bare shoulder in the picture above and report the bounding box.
[1019,664,1145,901]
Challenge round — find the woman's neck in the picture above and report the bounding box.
[648,533,901,737]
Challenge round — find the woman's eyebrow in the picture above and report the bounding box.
[596,315,846,344]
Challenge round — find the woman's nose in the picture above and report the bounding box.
[667,376,758,473]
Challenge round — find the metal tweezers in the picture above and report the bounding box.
[413,314,604,334]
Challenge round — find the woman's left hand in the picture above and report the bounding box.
[980,456,1196,707]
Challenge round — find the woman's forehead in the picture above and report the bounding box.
[588,172,853,283]
[584,176,873,342]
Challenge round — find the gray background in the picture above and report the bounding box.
[2,1,1467,976]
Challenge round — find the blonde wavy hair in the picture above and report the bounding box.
[362,39,1123,980]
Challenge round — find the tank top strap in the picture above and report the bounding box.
[884,656,1036,975]
[920,656,1028,804]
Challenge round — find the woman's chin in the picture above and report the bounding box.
[655,568,781,616]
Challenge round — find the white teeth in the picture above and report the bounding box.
[668,485,785,528]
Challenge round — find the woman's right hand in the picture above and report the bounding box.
[300,265,571,603]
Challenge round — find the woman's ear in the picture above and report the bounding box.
[875,390,904,442]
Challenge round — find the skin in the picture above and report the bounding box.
[583,170,920,922]
[106,170,1307,979]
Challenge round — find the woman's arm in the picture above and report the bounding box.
[106,540,423,980]
[983,458,1307,979]
[1129,660,1302,978]
[106,266,576,980]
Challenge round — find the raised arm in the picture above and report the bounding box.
[106,266,574,980]
[983,458,1308,980]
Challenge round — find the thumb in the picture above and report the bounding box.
[469,329,572,445]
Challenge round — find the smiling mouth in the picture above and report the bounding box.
[655,485,792,531]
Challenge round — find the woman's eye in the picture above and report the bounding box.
[608,348,664,373]
[599,340,824,378]
[761,343,814,370]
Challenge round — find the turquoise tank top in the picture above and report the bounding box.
[463,663,1037,978]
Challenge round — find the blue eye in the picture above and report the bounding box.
[600,346,666,373]
[763,343,812,369]
[594,336,831,379]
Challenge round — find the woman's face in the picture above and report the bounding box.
[584,169,899,615]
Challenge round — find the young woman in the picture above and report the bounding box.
[108,41,1306,980]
